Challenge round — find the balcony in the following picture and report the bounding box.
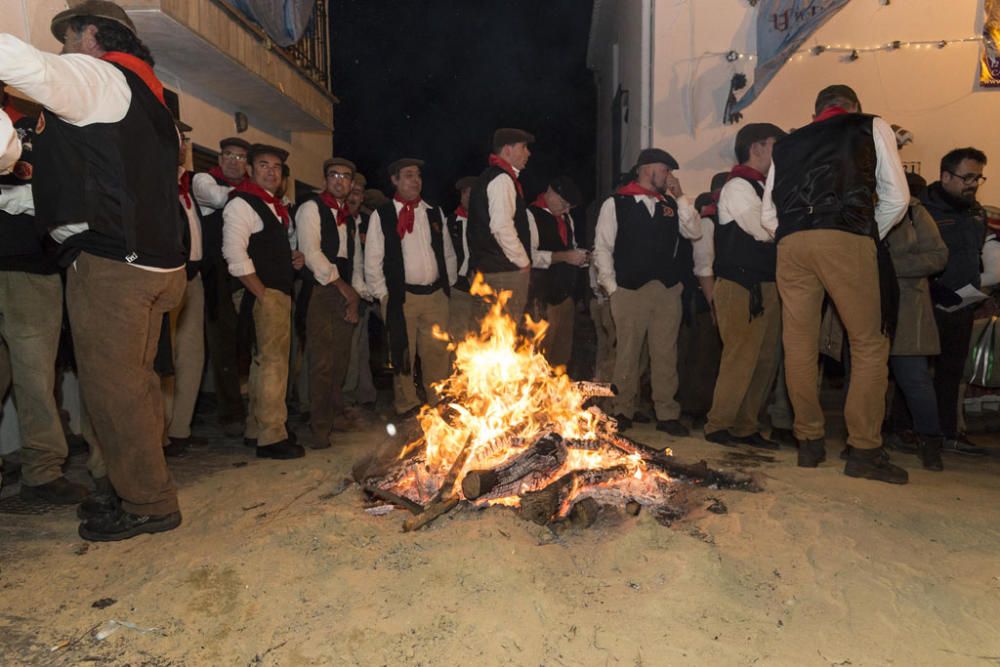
[121,0,336,133]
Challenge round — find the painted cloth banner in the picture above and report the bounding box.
[982,0,1000,88]
[231,0,317,47]
[731,0,851,115]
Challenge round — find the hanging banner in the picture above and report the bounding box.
[730,0,852,117]
[982,0,1000,88]
[231,0,317,47]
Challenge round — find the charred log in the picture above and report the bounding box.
[461,432,567,500]
[518,466,628,525]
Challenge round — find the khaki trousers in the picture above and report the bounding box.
[246,288,291,446]
[706,279,781,437]
[589,298,615,382]
[449,288,480,344]
[777,230,889,450]
[67,253,185,516]
[480,270,530,326]
[0,272,66,486]
[306,283,356,444]
[391,290,451,414]
[162,275,205,441]
[610,282,683,421]
[539,297,575,370]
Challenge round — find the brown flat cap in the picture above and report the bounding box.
[352,172,367,188]
[248,143,289,163]
[51,1,137,42]
[220,137,251,152]
[364,188,389,210]
[493,128,535,152]
[387,158,424,176]
[454,176,478,192]
[323,157,356,174]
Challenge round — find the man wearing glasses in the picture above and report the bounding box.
[921,147,990,456]
[193,137,251,437]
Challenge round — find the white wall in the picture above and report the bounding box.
[648,0,998,202]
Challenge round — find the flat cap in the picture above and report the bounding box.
[549,175,582,208]
[815,84,861,113]
[352,172,367,188]
[634,148,679,171]
[323,157,356,174]
[493,128,535,151]
[454,176,478,192]
[51,1,137,42]
[220,137,251,152]
[387,158,425,176]
[248,143,289,164]
[364,188,389,210]
[736,122,786,147]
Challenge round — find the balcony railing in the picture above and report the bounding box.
[283,0,330,92]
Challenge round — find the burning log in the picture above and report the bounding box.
[519,466,628,525]
[605,433,759,492]
[573,381,618,398]
[362,484,424,515]
[461,432,567,500]
[402,498,460,532]
[568,497,601,528]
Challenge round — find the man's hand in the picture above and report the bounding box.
[238,273,267,301]
[334,278,360,323]
[666,174,683,199]
[553,249,589,267]
[291,250,305,271]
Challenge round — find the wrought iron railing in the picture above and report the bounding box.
[283,0,331,92]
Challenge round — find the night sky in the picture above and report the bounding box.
[329,0,596,213]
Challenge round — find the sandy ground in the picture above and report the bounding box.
[1,415,999,667]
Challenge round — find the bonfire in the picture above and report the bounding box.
[352,275,756,531]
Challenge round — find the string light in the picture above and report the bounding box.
[719,35,982,63]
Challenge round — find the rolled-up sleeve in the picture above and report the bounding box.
[192,172,234,215]
[593,197,618,296]
[222,197,259,277]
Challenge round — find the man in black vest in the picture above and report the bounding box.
[343,171,378,409]
[762,84,910,483]
[0,113,87,504]
[528,176,588,369]
[364,158,457,416]
[222,144,305,460]
[705,123,786,449]
[0,1,188,539]
[593,148,703,436]
[921,147,990,457]
[296,157,363,449]
[193,136,251,437]
[448,176,479,342]
[468,128,534,323]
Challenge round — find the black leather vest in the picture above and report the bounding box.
[713,176,776,284]
[529,205,578,304]
[468,166,531,273]
[310,195,355,285]
[611,194,684,290]
[231,193,293,295]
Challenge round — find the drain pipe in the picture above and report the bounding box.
[640,0,654,148]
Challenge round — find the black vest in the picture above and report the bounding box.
[32,63,184,268]
[611,194,684,290]
[447,212,470,292]
[0,118,58,275]
[468,166,531,273]
[771,113,878,242]
[376,201,450,374]
[230,193,293,295]
[309,195,356,285]
[529,205,578,305]
[198,172,233,261]
[713,176,776,284]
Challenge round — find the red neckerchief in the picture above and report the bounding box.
[488,154,524,198]
[230,181,290,228]
[2,101,24,124]
[208,166,246,188]
[532,193,569,246]
[394,194,422,238]
[729,164,767,183]
[100,52,165,106]
[616,181,666,202]
[813,105,850,124]
[178,171,192,208]
[454,205,468,219]
[319,191,350,226]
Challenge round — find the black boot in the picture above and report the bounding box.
[733,433,780,450]
[770,427,797,448]
[77,476,119,520]
[256,439,305,460]
[797,439,826,468]
[79,507,182,542]
[918,436,944,472]
[163,437,189,458]
[844,447,908,484]
[20,476,89,505]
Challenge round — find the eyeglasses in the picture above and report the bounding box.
[947,171,987,185]
[326,172,353,180]
[221,151,247,162]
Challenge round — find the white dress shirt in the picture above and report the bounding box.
[761,115,909,240]
[181,177,203,263]
[717,177,772,242]
[528,208,577,269]
[487,171,531,269]
[692,217,716,278]
[192,172,237,216]
[454,212,471,278]
[982,233,1000,289]
[222,196,296,278]
[364,200,458,301]
[0,183,34,216]
[294,198,364,287]
[352,213,372,300]
[0,109,20,173]
[593,192,702,296]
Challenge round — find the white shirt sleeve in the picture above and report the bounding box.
[192,172,234,213]
[295,199,339,286]
[528,209,554,269]
[717,178,772,242]
[0,183,34,216]
[982,236,1000,289]
[222,197,261,277]
[872,116,910,240]
[593,197,619,296]
[0,35,130,126]
[351,226,370,299]
[676,194,702,240]
[0,109,20,173]
[760,163,778,240]
[691,217,716,277]
[364,210,388,301]
[441,208,458,286]
[487,175,531,268]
